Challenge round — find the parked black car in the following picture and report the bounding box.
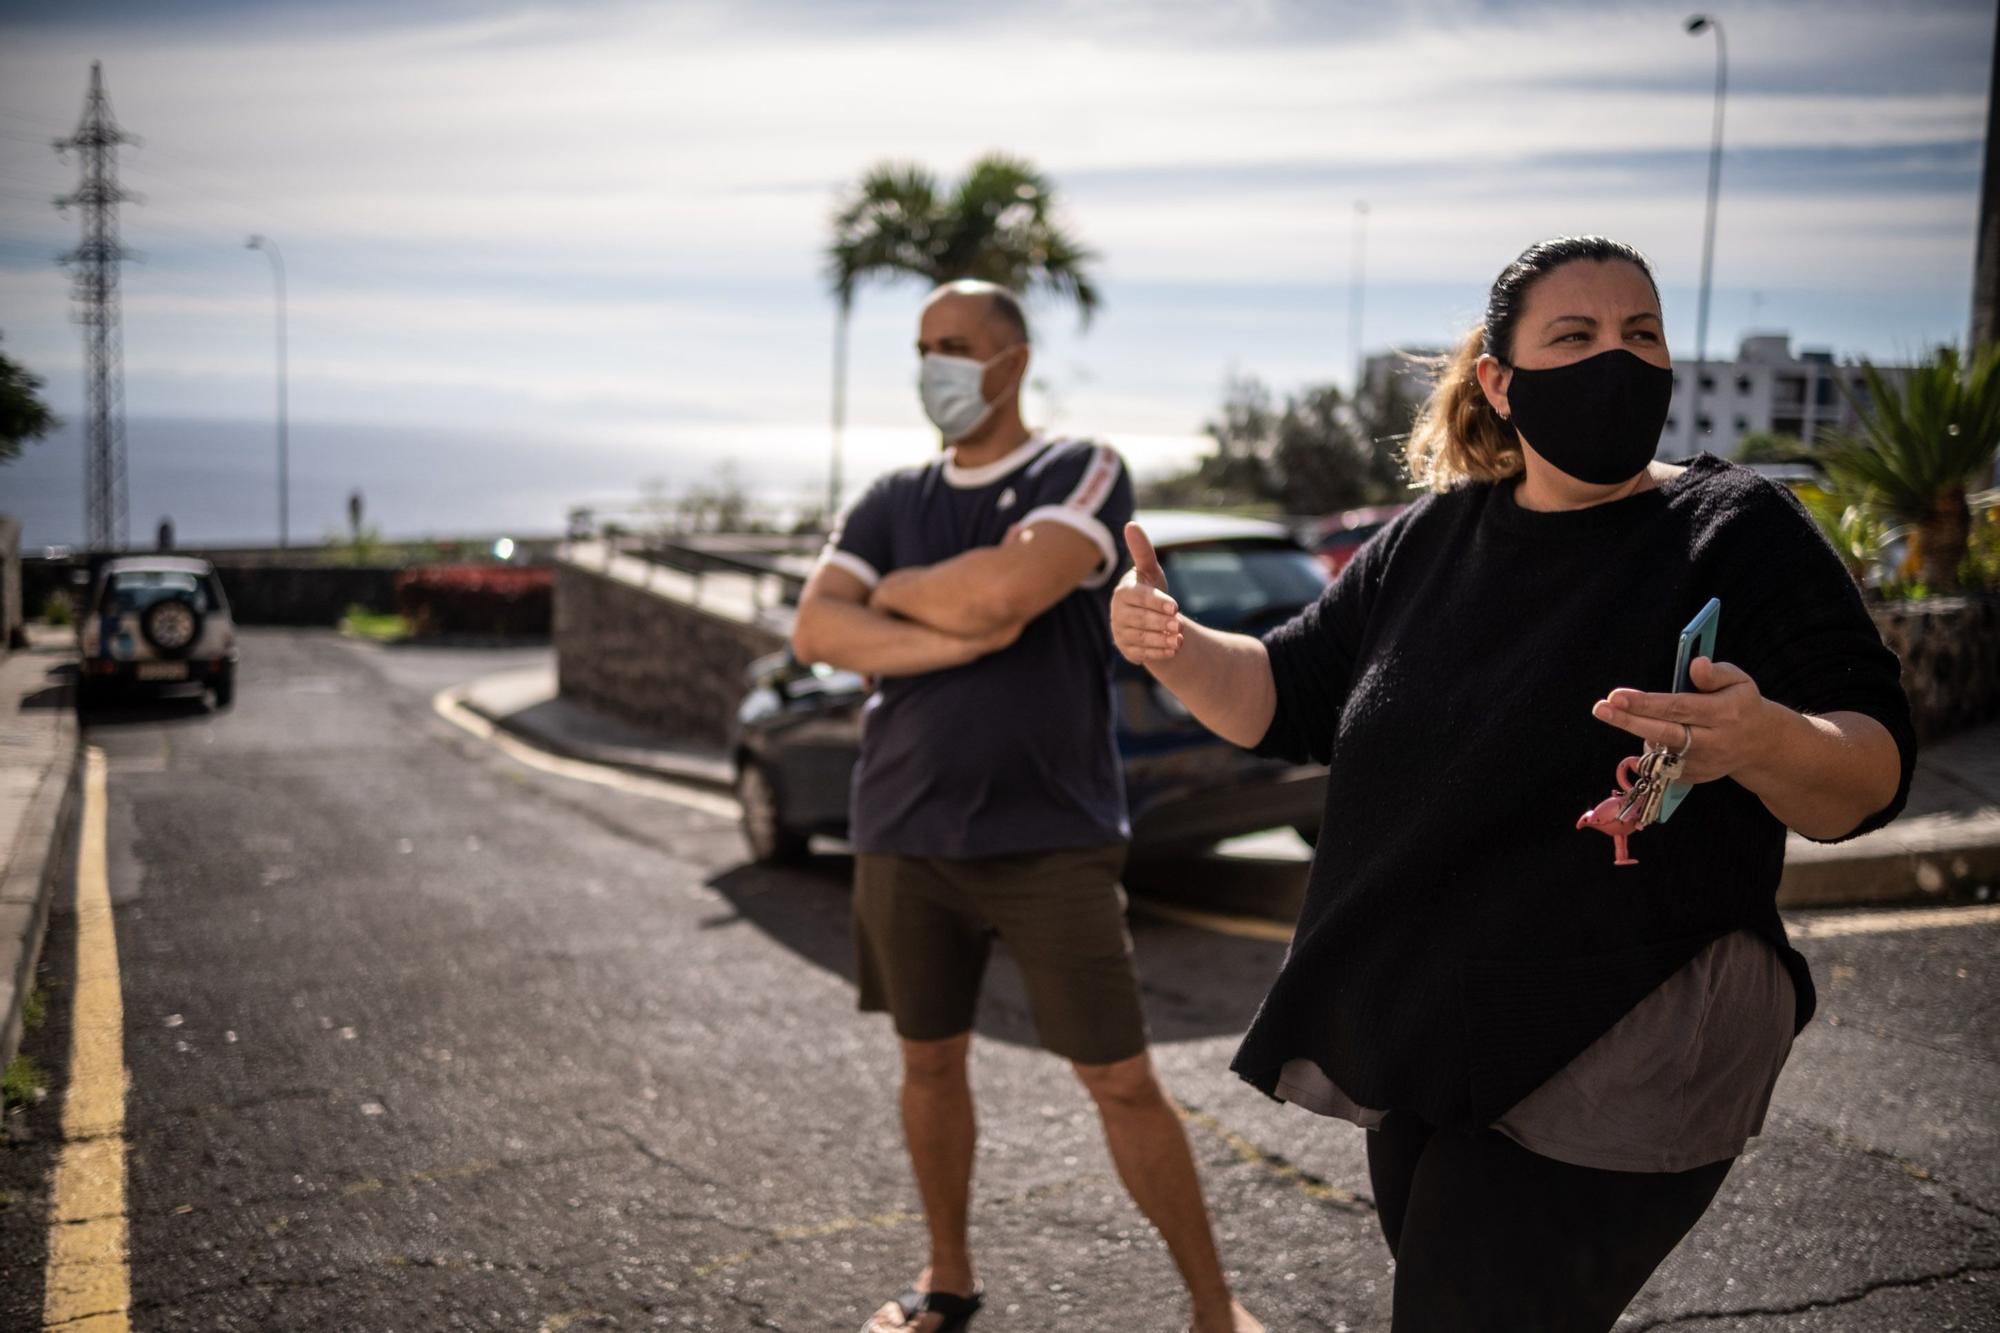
[732,511,1331,864]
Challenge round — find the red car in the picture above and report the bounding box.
[1305,503,1409,576]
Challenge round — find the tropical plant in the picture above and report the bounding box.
[1817,344,2000,593]
[1,334,58,464]
[1733,430,1811,465]
[823,153,1100,511]
[1794,482,1892,586]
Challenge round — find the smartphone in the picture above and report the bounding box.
[1657,597,1720,824]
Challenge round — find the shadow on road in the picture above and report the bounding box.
[705,852,1296,1050]
[76,691,216,728]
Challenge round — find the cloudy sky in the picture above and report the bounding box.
[0,0,1991,545]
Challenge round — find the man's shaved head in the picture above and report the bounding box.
[924,280,1030,349]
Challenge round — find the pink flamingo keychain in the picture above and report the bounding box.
[1577,740,1688,866]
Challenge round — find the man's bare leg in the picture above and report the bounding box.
[1074,1052,1262,1333]
[865,1033,979,1332]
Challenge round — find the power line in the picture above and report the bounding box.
[53,61,138,553]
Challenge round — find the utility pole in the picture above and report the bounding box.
[1972,13,2000,349]
[1686,15,1727,459]
[54,61,139,554]
[247,235,289,546]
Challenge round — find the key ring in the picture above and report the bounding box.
[1673,722,1694,759]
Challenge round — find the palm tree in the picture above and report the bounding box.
[822,153,1101,515]
[1819,343,2000,593]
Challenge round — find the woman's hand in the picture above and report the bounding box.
[1590,657,1781,783]
[1111,522,1184,665]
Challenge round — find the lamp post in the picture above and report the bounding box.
[1686,14,1726,458]
[246,234,289,547]
[1349,199,1369,395]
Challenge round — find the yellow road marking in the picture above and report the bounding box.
[1127,898,1294,943]
[430,687,738,819]
[43,746,131,1331]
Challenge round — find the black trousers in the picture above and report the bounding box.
[1366,1111,1734,1333]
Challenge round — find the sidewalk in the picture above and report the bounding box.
[453,662,2000,910]
[454,664,734,790]
[1779,714,2000,906]
[0,627,83,1073]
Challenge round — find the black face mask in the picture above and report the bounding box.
[1504,348,1674,486]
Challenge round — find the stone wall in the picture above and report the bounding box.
[0,518,20,650]
[555,555,786,750]
[1869,593,2000,743]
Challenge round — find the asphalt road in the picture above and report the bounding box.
[2,628,1995,1331]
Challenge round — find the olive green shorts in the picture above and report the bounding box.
[852,843,1148,1066]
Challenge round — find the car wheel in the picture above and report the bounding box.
[140,595,204,659]
[212,666,235,710]
[736,760,808,865]
[1293,821,1321,848]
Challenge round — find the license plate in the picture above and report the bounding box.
[137,662,187,681]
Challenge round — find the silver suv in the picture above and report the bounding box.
[78,556,238,711]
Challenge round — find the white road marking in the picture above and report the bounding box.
[431,686,739,819]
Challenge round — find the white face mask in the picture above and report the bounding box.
[918,351,1006,442]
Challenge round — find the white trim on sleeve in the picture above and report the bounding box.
[1017,504,1118,588]
[1061,444,1124,516]
[817,547,881,590]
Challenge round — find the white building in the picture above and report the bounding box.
[1360,334,1914,461]
[1658,334,1910,460]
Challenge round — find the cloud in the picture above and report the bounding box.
[0,0,1985,468]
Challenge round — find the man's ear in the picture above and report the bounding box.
[986,342,1030,402]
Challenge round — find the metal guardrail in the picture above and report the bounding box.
[568,536,812,619]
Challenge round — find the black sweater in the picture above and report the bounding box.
[1234,454,1915,1131]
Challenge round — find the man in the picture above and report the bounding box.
[792,280,1260,1333]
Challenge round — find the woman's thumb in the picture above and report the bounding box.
[1125,522,1166,587]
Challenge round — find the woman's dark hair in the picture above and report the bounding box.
[1405,236,1662,491]
[1481,236,1659,365]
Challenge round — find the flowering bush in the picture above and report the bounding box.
[395,564,552,637]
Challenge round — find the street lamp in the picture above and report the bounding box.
[246,234,289,548]
[1349,200,1369,395]
[1686,14,1727,458]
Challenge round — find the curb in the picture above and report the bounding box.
[0,672,82,1075]
[454,687,735,794]
[1776,834,2000,909]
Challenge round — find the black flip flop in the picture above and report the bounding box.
[861,1282,984,1332]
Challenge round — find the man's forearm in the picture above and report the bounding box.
[792,597,987,677]
[870,549,1020,637]
[1734,707,1902,841]
[1145,620,1278,750]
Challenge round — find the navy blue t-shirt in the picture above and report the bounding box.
[818,434,1136,859]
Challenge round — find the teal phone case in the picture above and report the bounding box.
[1657,597,1720,823]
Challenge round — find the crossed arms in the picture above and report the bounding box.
[791,521,1107,677]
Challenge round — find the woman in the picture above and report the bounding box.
[1111,236,1912,1332]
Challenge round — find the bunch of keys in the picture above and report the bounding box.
[1614,740,1688,831]
[1578,731,1693,866]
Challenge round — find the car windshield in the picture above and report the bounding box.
[103,570,210,614]
[1159,541,1328,628]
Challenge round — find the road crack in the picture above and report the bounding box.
[1177,1100,1377,1216]
[1625,1260,2000,1328]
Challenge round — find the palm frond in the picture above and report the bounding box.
[1819,344,2000,524]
